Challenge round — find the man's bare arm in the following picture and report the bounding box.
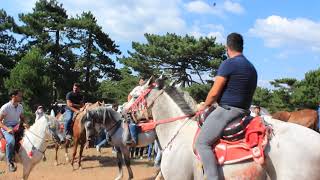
[203,76,227,108]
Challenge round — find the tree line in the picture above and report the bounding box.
[0,0,319,118]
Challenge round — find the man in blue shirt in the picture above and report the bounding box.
[196,33,257,180]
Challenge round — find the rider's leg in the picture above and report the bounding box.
[64,109,74,140]
[129,120,138,144]
[1,129,16,172]
[195,106,247,180]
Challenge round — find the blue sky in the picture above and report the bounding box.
[1,0,319,88]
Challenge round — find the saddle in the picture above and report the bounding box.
[194,113,269,165]
[0,124,25,154]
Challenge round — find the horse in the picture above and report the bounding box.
[83,106,156,180]
[51,101,103,168]
[0,115,62,180]
[138,76,320,180]
[272,109,318,131]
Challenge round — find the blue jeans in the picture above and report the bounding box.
[147,143,153,159]
[1,128,15,163]
[64,109,73,136]
[129,123,138,144]
[154,140,162,166]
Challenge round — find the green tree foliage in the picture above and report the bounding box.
[291,68,320,109]
[67,11,121,100]
[98,67,138,104]
[0,9,19,105]
[4,48,51,110]
[119,33,226,87]
[252,87,272,108]
[184,83,211,103]
[19,0,78,102]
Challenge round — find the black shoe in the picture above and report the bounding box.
[8,162,16,172]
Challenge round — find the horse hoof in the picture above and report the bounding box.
[79,166,82,170]
[54,161,58,166]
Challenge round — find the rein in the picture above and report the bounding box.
[24,129,47,155]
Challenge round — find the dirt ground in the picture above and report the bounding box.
[0,145,158,180]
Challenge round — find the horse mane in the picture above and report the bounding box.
[86,106,121,125]
[164,86,197,115]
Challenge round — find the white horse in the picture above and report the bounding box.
[142,76,320,180]
[0,115,62,180]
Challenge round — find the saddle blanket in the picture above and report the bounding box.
[194,116,269,165]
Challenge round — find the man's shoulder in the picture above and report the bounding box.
[1,102,11,109]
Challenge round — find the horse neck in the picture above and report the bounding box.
[23,116,48,150]
[152,92,197,147]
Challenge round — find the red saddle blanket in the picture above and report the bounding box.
[193,116,269,165]
[136,120,156,133]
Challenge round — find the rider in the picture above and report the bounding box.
[0,89,27,172]
[196,33,257,180]
[64,83,84,140]
[124,77,147,145]
[253,105,261,117]
[35,105,45,121]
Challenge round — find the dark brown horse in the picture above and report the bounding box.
[52,102,103,169]
[272,109,318,131]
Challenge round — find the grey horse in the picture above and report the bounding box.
[83,106,156,180]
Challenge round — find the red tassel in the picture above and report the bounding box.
[28,151,33,158]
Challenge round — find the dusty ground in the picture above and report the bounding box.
[0,145,158,180]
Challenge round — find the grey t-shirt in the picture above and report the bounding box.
[0,101,23,127]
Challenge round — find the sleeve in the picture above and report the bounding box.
[217,60,233,77]
[66,92,71,100]
[0,104,8,116]
[129,86,138,96]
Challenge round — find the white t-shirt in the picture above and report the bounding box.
[129,85,144,98]
[0,101,23,127]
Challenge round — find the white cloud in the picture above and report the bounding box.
[61,0,187,42]
[223,0,244,14]
[190,23,225,44]
[6,0,226,45]
[257,79,273,89]
[249,15,320,52]
[185,0,244,16]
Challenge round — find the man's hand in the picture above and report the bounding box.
[6,127,13,134]
[23,123,30,129]
[198,103,208,112]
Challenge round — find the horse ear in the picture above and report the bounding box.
[144,76,155,88]
[169,79,178,87]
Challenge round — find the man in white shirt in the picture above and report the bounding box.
[0,89,26,172]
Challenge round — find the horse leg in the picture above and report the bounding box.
[71,137,79,169]
[22,163,34,180]
[64,139,70,163]
[115,147,124,180]
[122,147,133,180]
[155,171,164,180]
[54,143,59,166]
[78,142,85,170]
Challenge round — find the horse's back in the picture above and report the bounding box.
[288,109,318,129]
[265,117,320,179]
[271,111,290,121]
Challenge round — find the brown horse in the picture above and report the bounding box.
[52,101,103,168]
[272,109,318,131]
